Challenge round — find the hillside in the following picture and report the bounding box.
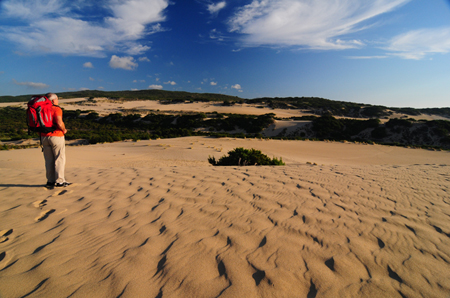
[0,90,240,103]
[1,90,449,119]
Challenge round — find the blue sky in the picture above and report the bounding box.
[0,0,449,108]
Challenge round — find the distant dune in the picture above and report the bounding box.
[2,97,449,150]
[2,96,449,120]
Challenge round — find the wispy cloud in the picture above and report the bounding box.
[12,79,49,89]
[109,55,138,70]
[0,0,169,57]
[208,1,226,15]
[83,62,94,68]
[164,81,177,85]
[209,29,226,41]
[385,27,450,60]
[2,0,69,19]
[347,56,388,59]
[228,0,410,50]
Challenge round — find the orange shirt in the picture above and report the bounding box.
[40,106,64,137]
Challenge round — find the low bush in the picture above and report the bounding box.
[208,147,285,166]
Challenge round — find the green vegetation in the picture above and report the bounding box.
[311,114,379,139]
[1,90,449,118]
[307,114,449,149]
[1,92,449,151]
[0,107,31,141]
[0,89,239,103]
[208,148,285,166]
[0,106,275,147]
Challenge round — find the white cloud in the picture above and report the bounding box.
[231,84,241,90]
[83,62,94,68]
[139,56,151,62]
[208,1,226,15]
[12,79,49,89]
[210,81,218,86]
[2,0,69,19]
[125,44,151,55]
[89,77,95,81]
[347,56,388,59]
[164,81,176,85]
[109,55,138,70]
[385,27,450,60]
[0,0,169,57]
[98,86,105,90]
[210,29,226,41]
[228,0,410,50]
[149,84,163,89]
[80,87,90,91]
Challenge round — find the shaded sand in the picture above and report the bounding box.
[1,137,450,298]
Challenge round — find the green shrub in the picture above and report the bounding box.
[371,127,387,138]
[386,118,413,128]
[208,147,285,166]
[312,114,344,138]
[361,106,388,118]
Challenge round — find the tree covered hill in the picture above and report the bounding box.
[1,104,449,150]
[1,89,449,118]
[0,90,240,103]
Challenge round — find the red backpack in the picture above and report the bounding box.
[27,95,56,133]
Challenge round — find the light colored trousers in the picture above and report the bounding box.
[42,136,66,184]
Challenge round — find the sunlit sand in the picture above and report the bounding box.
[1,134,449,297]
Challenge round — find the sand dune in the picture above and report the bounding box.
[1,137,450,298]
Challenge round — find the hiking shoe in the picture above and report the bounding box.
[55,182,72,187]
[46,182,55,188]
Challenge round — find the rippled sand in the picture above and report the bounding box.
[1,137,449,297]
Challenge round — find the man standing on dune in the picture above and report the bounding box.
[40,93,71,188]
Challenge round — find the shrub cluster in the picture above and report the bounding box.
[311,114,379,139]
[208,148,285,166]
[0,107,277,145]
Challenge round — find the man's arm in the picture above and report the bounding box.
[54,115,67,134]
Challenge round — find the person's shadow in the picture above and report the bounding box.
[0,184,45,188]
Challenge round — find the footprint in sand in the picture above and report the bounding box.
[51,189,73,197]
[0,229,13,243]
[35,209,56,222]
[33,200,47,209]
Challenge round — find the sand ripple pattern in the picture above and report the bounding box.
[0,164,449,298]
